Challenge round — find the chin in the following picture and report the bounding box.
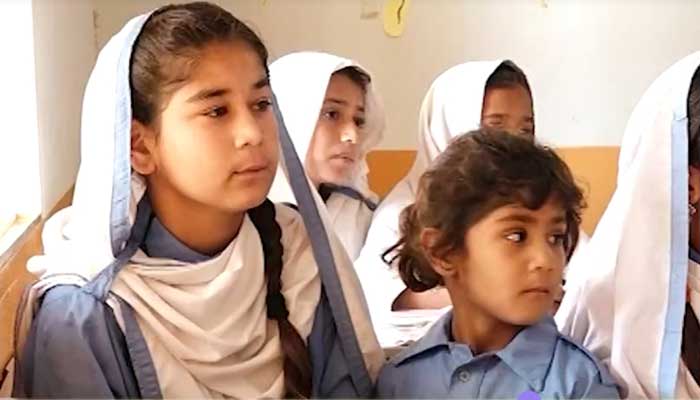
[322,173,353,187]
[506,308,550,326]
[219,184,272,212]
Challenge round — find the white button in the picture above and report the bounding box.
[458,370,470,382]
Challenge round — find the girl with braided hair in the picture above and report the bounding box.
[11,3,382,398]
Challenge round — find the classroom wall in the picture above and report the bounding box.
[32,0,97,216]
[93,0,700,149]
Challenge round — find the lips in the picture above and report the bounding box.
[330,153,356,164]
[522,286,551,296]
[233,161,269,176]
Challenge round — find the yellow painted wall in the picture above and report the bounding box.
[367,147,619,236]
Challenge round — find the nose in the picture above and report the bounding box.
[232,109,264,149]
[528,238,559,274]
[340,122,358,145]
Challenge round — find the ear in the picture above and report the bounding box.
[420,227,458,279]
[690,165,700,205]
[131,120,157,175]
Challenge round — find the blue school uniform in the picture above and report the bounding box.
[376,311,620,399]
[16,209,368,398]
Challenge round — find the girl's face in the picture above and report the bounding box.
[444,196,567,326]
[481,84,535,138]
[305,73,366,187]
[131,40,279,214]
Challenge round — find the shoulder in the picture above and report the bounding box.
[376,339,447,398]
[550,332,620,396]
[37,284,109,327]
[27,284,123,361]
[383,312,451,369]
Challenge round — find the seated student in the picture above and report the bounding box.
[268,52,385,260]
[354,60,536,348]
[11,3,383,398]
[556,53,700,399]
[376,129,619,399]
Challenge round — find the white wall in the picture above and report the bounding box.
[93,0,700,149]
[32,0,97,215]
[0,0,41,220]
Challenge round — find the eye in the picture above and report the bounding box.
[505,231,526,243]
[354,116,366,128]
[520,127,534,136]
[484,120,503,129]
[323,110,340,121]
[204,106,228,118]
[253,98,272,112]
[548,233,567,247]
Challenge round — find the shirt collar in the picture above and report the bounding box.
[391,311,558,392]
[495,316,559,391]
[142,215,212,263]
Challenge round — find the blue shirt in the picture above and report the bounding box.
[377,311,620,399]
[17,213,369,398]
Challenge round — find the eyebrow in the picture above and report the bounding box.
[187,88,230,103]
[324,98,365,113]
[253,76,270,90]
[186,77,270,103]
[483,113,534,124]
[497,213,536,224]
[496,213,567,225]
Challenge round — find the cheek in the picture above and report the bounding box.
[157,124,231,180]
[310,125,334,160]
[263,127,279,168]
[462,244,522,291]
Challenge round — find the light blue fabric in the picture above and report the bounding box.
[658,95,690,398]
[17,202,367,398]
[376,311,620,399]
[141,212,211,263]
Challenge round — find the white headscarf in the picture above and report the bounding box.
[268,51,385,260]
[555,52,700,399]
[354,60,509,348]
[16,11,382,398]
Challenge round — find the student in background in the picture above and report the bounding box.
[556,52,700,399]
[12,3,382,398]
[377,129,619,399]
[268,52,385,260]
[355,60,536,349]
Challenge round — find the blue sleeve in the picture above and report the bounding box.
[557,340,621,400]
[308,290,368,398]
[375,364,398,398]
[15,285,140,399]
[578,378,621,399]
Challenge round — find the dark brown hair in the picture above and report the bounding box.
[384,129,584,292]
[130,3,310,397]
[486,61,533,98]
[130,2,268,126]
[688,65,700,166]
[333,66,371,93]
[683,65,700,381]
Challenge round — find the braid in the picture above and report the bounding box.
[248,199,312,398]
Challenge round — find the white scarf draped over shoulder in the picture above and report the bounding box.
[555,51,700,399]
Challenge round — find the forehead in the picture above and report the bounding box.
[482,85,533,116]
[182,40,266,89]
[486,196,566,222]
[324,73,365,103]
